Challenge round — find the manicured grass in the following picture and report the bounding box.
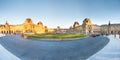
[24,33,86,39]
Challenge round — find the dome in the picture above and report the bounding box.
[37,21,43,26]
[74,21,79,25]
[73,21,80,28]
[83,18,92,25]
[24,18,33,24]
[84,18,92,23]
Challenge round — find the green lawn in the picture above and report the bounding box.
[24,33,86,39]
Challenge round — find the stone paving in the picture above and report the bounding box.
[87,35,120,60]
[0,34,109,60]
[0,34,20,60]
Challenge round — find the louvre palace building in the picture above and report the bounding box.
[0,18,120,34]
[0,18,54,34]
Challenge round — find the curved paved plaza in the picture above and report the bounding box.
[0,34,109,60]
[88,35,120,60]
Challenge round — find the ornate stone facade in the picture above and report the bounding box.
[101,24,120,34]
[67,18,120,35]
[0,18,54,34]
[0,18,120,35]
[67,18,93,34]
[82,18,93,34]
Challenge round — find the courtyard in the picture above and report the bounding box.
[0,34,110,60]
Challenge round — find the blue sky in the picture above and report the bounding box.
[0,0,120,28]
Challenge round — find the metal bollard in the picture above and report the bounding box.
[114,34,116,38]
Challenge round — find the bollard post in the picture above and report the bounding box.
[114,34,116,38]
[119,34,120,39]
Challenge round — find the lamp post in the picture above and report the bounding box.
[108,20,111,35]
